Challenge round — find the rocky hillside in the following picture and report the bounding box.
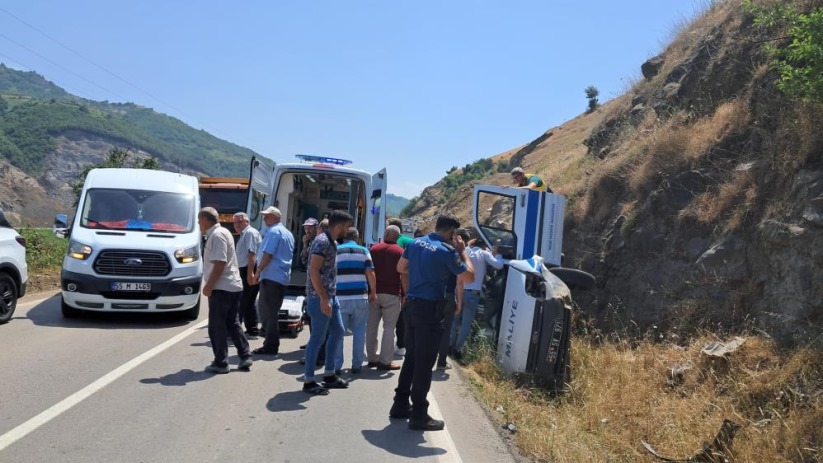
[0,65,260,224]
[403,0,823,345]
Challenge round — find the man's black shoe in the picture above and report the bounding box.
[409,417,445,431]
[389,404,412,419]
[252,347,278,356]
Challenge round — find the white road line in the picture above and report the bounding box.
[0,319,208,452]
[428,392,464,463]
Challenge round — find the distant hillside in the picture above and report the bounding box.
[401,0,823,345]
[386,193,410,217]
[0,64,262,223]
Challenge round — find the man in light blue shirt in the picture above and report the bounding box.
[251,206,295,355]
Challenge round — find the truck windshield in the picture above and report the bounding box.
[200,189,248,212]
[80,188,195,233]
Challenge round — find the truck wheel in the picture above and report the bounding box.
[289,326,300,338]
[0,273,17,324]
[181,297,201,320]
[61,296,83,318]
[548,267,596,290]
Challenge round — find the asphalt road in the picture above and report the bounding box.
[0,293,520,463]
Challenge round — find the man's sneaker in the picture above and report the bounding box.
[436,362,451,370]
[395,347,406,356]
[367,361,380,368]
[245,331,260,340]
[205,363,230,374]
[409,417,445,431]
[351,367,362,374]
[238,357,253,370]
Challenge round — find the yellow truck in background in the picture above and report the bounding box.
[198,177,249,237]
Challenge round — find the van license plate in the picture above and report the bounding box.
[112,282,151,291]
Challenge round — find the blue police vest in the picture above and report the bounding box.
[404,233,467,301]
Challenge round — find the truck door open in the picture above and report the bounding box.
[246,156,275,231]
[364,168,387,245]
[472,186,565,265]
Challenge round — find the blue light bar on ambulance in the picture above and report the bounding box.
[295,154,353,166]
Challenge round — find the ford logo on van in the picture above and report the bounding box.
[124,258,143,266]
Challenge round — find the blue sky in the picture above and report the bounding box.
[0,1,704,198]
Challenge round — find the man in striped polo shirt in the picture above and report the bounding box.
[334,227,377,374]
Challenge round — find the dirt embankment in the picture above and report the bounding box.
[403,1,823,345]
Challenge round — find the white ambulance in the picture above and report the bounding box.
[246,155,387,330]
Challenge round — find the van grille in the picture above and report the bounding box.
[93,250,171,277]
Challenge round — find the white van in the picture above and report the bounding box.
[247,155,387,292]
[61,168,203,319]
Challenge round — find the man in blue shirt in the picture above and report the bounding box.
[250,206,295,356]
[390,214,475,431]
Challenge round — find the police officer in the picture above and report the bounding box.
[390,214,475,431]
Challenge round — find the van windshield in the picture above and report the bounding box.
[80,188,196,233]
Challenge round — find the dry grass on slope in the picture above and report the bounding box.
[462,335,822,462]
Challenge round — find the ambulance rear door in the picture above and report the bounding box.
[246,156,275,231]
[364,168,387,245]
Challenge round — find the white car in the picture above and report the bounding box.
[0,208,28,324]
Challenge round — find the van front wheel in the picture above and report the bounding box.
[182,297,201,320]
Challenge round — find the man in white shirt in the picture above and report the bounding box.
[451,229,504,361]
[199,207,253,374]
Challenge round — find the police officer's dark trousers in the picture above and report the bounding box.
[393,297,445,420]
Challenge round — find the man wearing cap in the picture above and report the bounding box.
[251,206,295,356]
[198,207,252,374]
[300,218,319,268]
[233,212,262,339]
[510,167,551,192]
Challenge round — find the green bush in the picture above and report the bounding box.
[19,227,68,273]
[745,0,823,102]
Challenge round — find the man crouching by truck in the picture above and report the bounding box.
[198,207,253,374]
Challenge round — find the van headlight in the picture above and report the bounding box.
[68,240,93,260]
[175,246,200,264]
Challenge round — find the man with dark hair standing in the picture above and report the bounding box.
[198,207,252,374]
[251,206,294,356]
[390,214,475,431]
[233,212,261,339]
[303,210,354,395]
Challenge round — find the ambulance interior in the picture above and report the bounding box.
[274,171,367,289]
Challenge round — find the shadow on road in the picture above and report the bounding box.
[362,422,447,458]
[266,390,312,412]
[23,295,194,330]
[140,368,213,386]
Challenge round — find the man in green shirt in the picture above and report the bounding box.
[511,167,552,193]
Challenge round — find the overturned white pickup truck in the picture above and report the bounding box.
[472,186,594,391]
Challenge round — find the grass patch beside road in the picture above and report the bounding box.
[461,334,821,462]
[19,227,66,292]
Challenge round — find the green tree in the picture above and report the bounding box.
[71,147,160,205]
[745,1,823,102]
[585,86,600,113]
[0,94,8,114]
